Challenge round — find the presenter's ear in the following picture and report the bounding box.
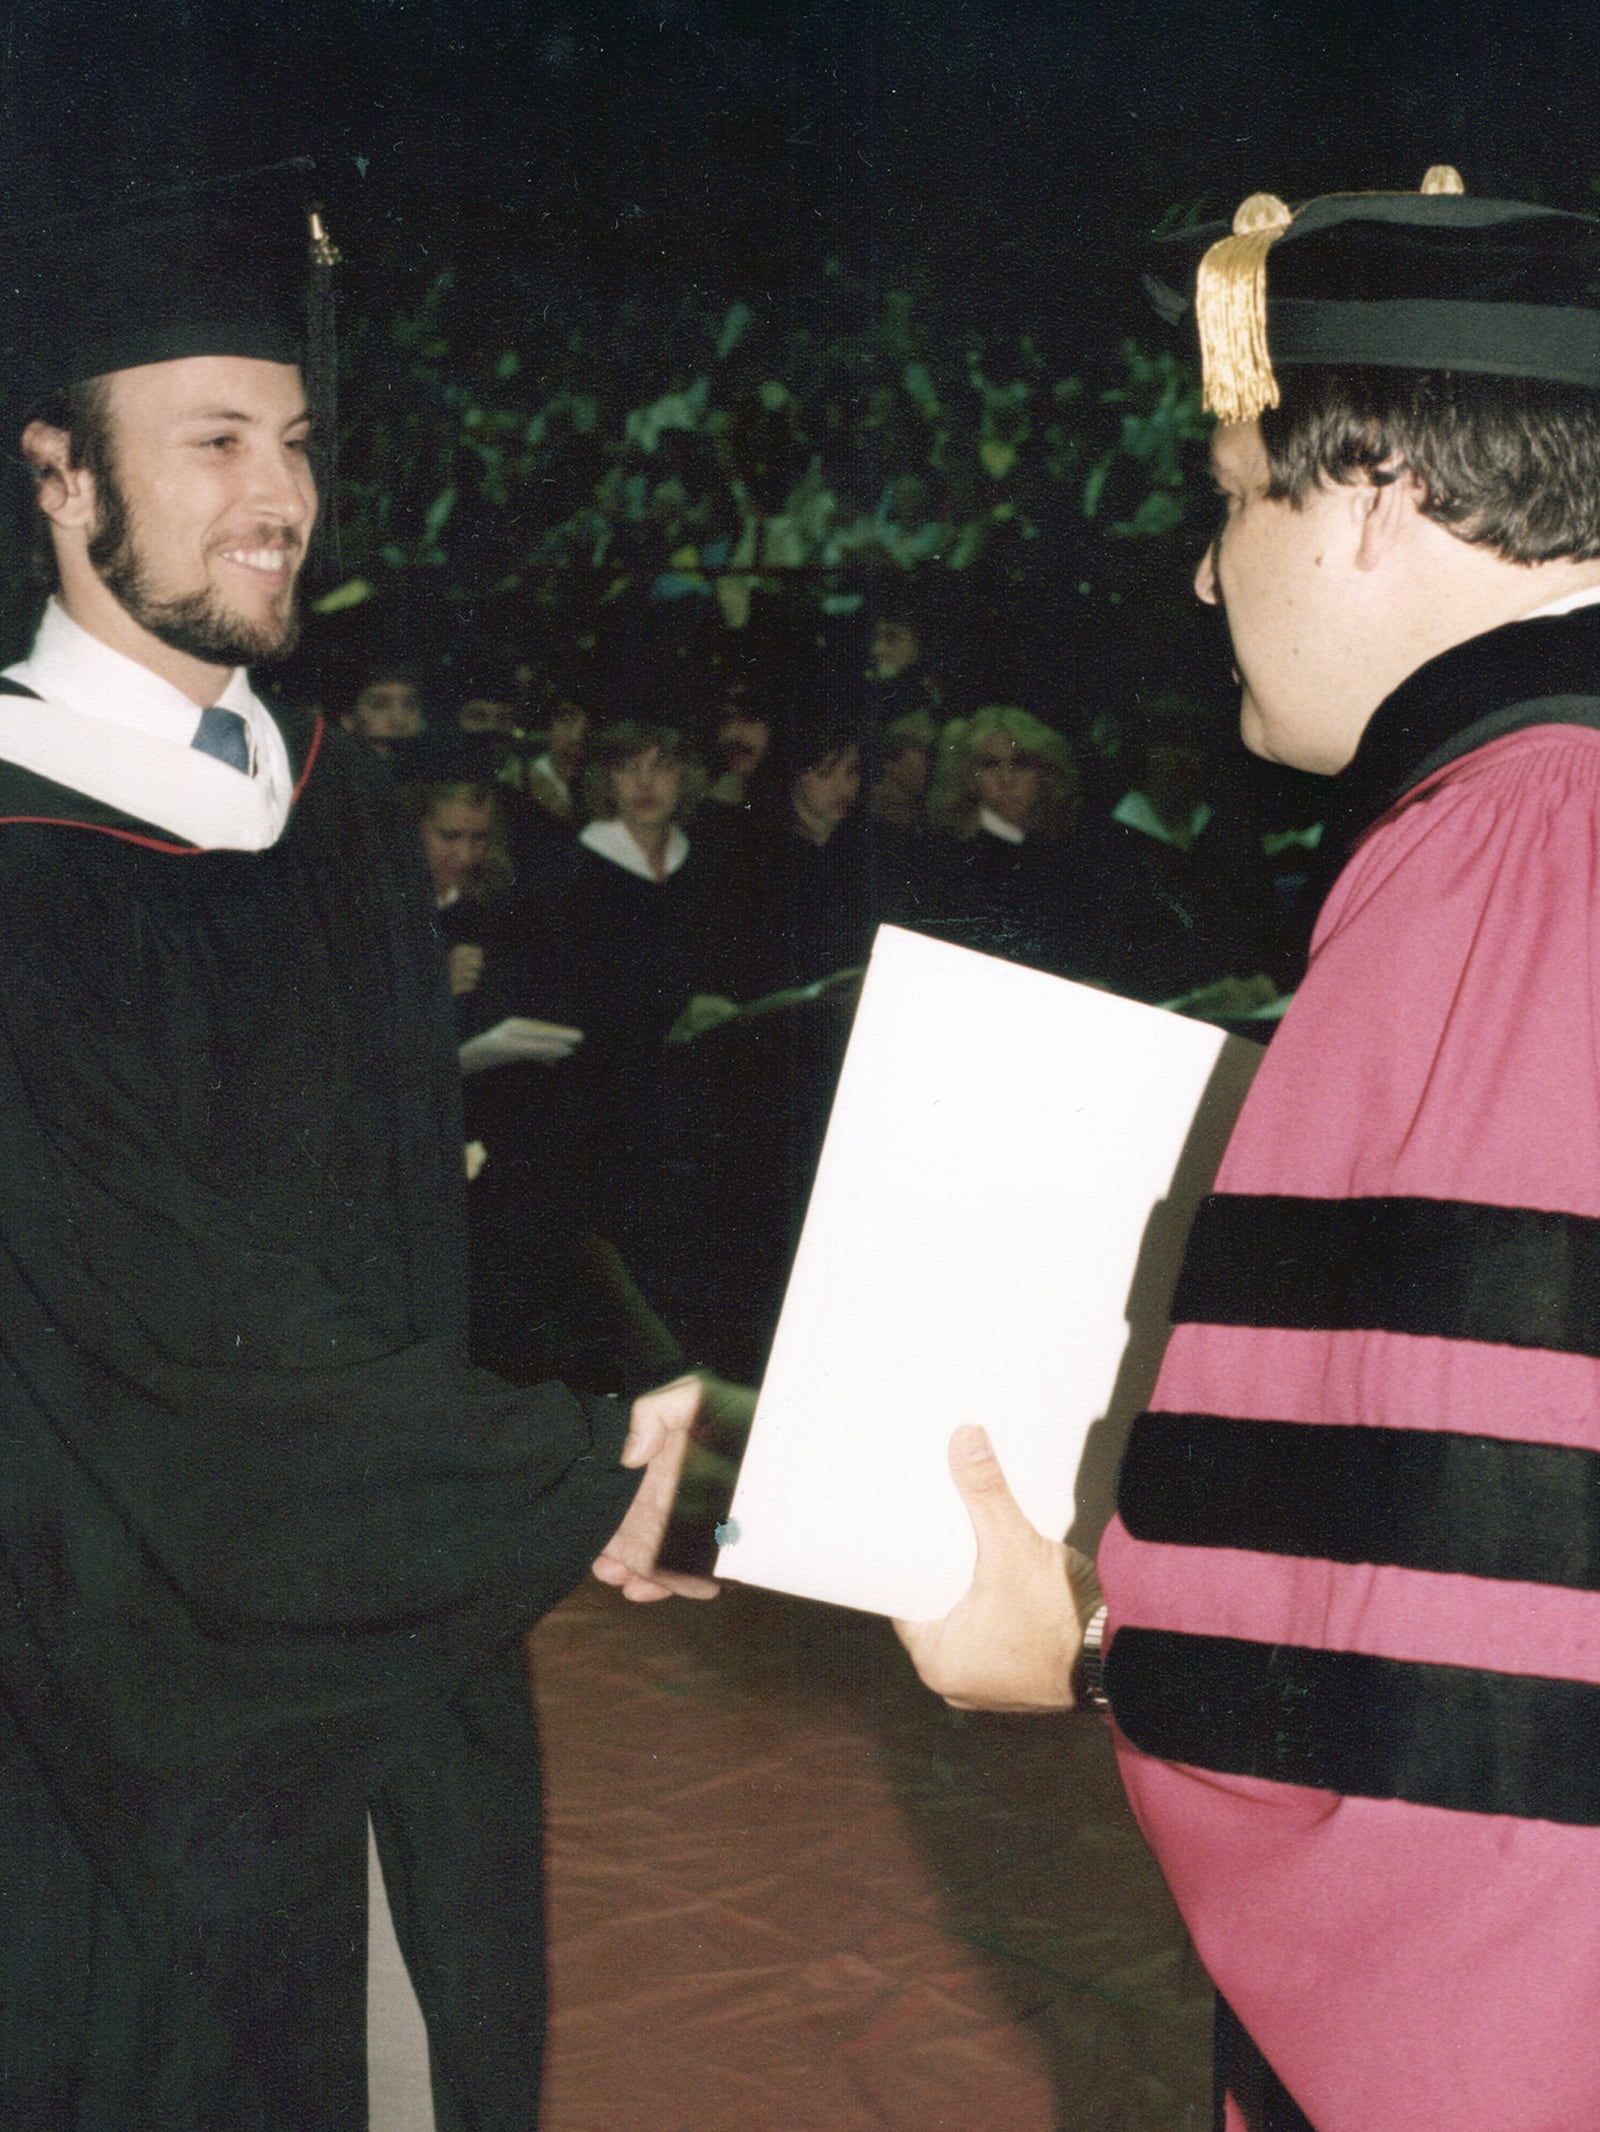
[1353,457,1425,574]
[20,419,98,531]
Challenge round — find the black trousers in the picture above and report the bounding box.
[1214,1997,1319,2132]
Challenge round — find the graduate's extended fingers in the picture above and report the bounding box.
[591,1552,718,1602]
[620,1372,705,1467]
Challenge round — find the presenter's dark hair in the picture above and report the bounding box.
[1260,366,1600,563]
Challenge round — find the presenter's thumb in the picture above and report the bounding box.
[947,1424,1020,1525]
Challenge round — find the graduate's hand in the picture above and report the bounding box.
[591,1375,721,1603]
[893,1426,1101,1712]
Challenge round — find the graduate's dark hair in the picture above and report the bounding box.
[1260,367,1600,563]
[21,379,117,589]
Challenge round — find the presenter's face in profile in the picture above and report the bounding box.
[1196,418,1374,775]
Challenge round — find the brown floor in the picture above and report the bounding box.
[533,1578,1212,2132]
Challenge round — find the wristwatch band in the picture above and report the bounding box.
[1076,1603,1110,1714]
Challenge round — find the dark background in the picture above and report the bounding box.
[7,0,1600,344]
[4,1,1600,728]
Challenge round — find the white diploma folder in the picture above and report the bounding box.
[715,925,1261,1621]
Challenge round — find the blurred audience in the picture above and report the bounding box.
[305,593,1298,1386]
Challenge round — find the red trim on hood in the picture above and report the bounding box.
[291,714,326,802]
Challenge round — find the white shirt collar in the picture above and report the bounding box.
[1525,581,1600,619]
[580,816,689,881]
[0,598,294,850]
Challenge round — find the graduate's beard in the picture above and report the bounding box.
[88,473,303,668]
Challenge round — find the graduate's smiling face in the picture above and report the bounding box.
[69,356,316,674]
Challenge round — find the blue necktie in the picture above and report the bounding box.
[192,706,250,773]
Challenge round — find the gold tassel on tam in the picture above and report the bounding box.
[1420,164,1465,194]
[1194,191,1294,424]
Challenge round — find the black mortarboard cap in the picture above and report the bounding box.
[1145,167,1600,423]
[0,157,338,427]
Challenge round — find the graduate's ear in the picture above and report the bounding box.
[1353,458,1425,573]
[20,419,99,532]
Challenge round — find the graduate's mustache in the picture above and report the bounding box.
[214,522,306,560]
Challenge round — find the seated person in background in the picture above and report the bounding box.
[704,682,773,812]
[792,725,864,847]
[482,680,589,905]
[1088,690,1282,1014]
[520,691,590,824]
[459,695,521,737]
[740,696,898,994]
[555,723,731,1299]
[339,660,426,756]
[406,774,522,1040]
[573,722,704,894]
[691,698,899,1365]
[868,600,944,722]
[404,765,598,1384]
[917,704,1094,978]
[451,641,528,756]
[867,707,938,830]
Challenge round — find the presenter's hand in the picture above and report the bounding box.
[894,1425,1101,1712]
[591,1374,721,1603]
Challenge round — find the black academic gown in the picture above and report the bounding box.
[0,693,639,2130]
[911,822,1096,981]
[551,835,741,1297]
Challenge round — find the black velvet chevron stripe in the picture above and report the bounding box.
[1118,1412,1600,1588]
[1106,1628,1600,1825]
[1173,1193,1600,1356]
